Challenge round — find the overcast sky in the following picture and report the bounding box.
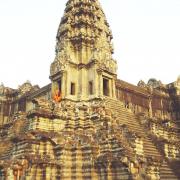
[0,0,180,89]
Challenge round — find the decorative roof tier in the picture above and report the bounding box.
[54,0,114,65]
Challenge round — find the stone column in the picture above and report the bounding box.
[112,78,116,99]
[93,64,100,99]
[79,68,88,100]
[61,71,67,99]
[98,73,103,98]
[149,96,153,118]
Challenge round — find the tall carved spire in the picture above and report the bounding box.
[55,0,113,64]
[50,0,117,101]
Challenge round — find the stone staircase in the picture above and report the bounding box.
[0,148,12,160]
[104,97,179,180]
[169,160,180,178]
[160,161,179,180]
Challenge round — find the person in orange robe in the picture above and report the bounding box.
[53,90,61,102]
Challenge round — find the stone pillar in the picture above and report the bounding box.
[61,72,67,99]
[112,78,116,99]
[79,68,88,100]
[94,68,99,98]
[99,73,103,98]
[149,97,153,118]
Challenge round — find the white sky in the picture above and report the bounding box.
[0,0,180,89]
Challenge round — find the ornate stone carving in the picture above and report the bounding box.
[0,83,5,95]
[50,49,71,76]
[147,78,163,89]
[18,81,33,94]
[137,80,146,88]
[0,0,180,179]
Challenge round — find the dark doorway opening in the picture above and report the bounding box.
[71,83,75,95]
[57,80,61,93]
[89,81,93,95]
[103,78,109,96]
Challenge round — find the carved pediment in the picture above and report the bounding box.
[18,81,33,94]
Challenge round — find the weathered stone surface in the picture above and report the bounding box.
[0,0,180,179]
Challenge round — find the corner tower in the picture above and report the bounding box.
[50,0,117,101]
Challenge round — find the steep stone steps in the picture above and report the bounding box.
[0,148,12,160]
[169,160,180,178]
[104,97,179,179]
[160,161,179,180]
[104,100,147,134]
[104,98,161,158]
[19,119,29,134]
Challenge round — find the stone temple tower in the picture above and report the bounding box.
[50,0,117,101]
[0,0,179,179]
